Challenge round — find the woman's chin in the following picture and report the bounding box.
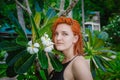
[56,47,64,51]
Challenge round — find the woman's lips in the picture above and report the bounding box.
[55,43,63,46]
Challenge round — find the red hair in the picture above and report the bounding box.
[52,17,84,55]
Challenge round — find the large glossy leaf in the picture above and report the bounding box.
[48,52,63,72]
[30,15,39,40]
[7,50,27,66]
[14,53,36,74]
[38,50,48,69]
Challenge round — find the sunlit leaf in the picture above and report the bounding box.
[30,15,39,40]
[34,12,41,28]
[39,70,47,80]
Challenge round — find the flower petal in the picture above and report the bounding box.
[33,48,39,53]
[34,43,40,47]
[28,40,32,46]
[27,47,34,54]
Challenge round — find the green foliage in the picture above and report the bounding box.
[0,63,7,78]
[0,1,62,80]
[95,52,120,80]
[84,29,116,78]
[103,15,120,46]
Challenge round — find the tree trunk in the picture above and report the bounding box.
[58,0,65,16]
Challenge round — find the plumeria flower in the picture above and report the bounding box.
[27,40,40,54]
[44,45,54,52]
[41,33,54,52]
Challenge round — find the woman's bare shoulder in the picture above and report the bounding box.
[71,56,93,80]
[72,56,89,70]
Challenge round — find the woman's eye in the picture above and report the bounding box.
[63,33,68,36]
[55,32,58,36]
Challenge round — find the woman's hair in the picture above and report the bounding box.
[52,17,84,55]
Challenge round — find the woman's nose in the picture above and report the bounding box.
[56,34,62,40]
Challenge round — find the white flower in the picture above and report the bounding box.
[44,45,54,52]
[41,33,54,52]
[27,40,40,54]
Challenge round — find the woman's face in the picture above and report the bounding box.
[54,23,78,52]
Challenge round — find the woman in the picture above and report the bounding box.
[49,17,93,80]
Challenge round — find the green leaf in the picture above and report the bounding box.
[86,29,93,46]
[34,12,41,29]
[48,52,63,72]
[8,13,27,39]
[0,63,7,77]
[7,50,27,66]
[46,8,56,19]
[6,47,25,65]
[93,39,104,49]
[16,36,28,46]
[14,53,36,74]
[93,55,106,72]
[30,15,39,40]
[39,16,58,37]
[98,56,112,69]
[0,41,23,52]
[100,49,116,54]
[90,57,96,78]
[38,50,48,69]
[39,70,47,80]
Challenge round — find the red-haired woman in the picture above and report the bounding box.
[49,17,93,80]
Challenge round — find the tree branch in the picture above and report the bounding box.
[60,0,79,16]
[15,0,32,16]
[15,0,27,11]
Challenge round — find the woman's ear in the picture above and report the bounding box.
[73,35,79,43]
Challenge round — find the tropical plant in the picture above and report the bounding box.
[83,29,116,78]
[0,5,62,80]
[0,0,80,79]
[94,52,120,80]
